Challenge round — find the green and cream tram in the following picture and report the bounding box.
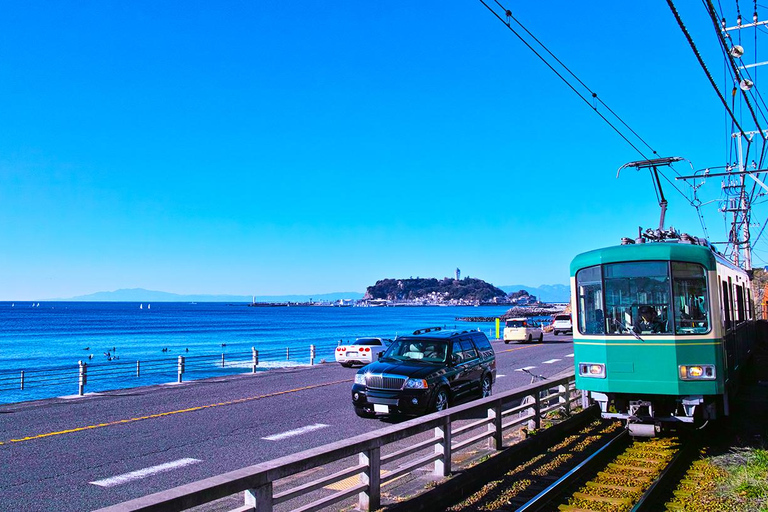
[571,237,755,435]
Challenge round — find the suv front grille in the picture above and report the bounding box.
[366,374,406,390]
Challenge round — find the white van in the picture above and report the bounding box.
[552,314,573,335]
[503,318,543,344]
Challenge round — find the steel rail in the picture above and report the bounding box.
[515,429,630,511]
[632,437,697,511]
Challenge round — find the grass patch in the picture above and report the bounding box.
[667,447,768,511]
[713,447,768,507]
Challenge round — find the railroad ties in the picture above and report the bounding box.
[448,422,701,512]
[559,436,680,511]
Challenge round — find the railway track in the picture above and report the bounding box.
[517,429,697,512]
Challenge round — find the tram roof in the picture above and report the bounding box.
[569,242,717,276]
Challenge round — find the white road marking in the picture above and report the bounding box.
[90,458,202,487]
[566,353,574,358]
[496,374,506,378]
[542,359,562,364]
[262,423,329,441]
[514,366,537,372]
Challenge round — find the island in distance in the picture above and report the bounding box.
[362,278,569,306]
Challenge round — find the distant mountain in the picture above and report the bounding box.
[499,284,570,303]
[51,288,364,303]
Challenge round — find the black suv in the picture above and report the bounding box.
[351,327,496,418]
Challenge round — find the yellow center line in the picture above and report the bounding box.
[500,343,546,353]
[0,378,352,446]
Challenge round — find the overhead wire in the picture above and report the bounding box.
[704,0,767,137]
[668,0,748,137]
[476,0,653,160]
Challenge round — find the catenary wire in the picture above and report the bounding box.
[704,0,768,137]
[476,0,652,160]
[667,0,748,136]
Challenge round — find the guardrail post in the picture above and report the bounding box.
[20,370,24,390]
[78,361,87,396]
[177,356,185,383]
[559,381,570,416]
[488,401,502,449]
[252,347,259,373]
[136,360,140,378]
[221,353,225,368]
[434,416,452,476]
[534,391,541,430]
[286,347,290,361]
[358,447,381,511]
[310,344,315,365]
[244,483,273,512]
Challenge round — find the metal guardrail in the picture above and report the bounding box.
[0,342,336,398]
[97,372,580,512]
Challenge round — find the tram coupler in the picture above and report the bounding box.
[627,422,661,437]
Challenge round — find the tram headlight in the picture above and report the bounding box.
[578,363,605,378]
[679,364,716,380]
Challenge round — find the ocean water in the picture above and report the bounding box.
[0,302,512,404]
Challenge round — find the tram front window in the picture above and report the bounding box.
[604,262,672,335]
[576,265,604,335]
[672,262,710,334]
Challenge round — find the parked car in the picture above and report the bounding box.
[335,337,392,367]
[551,314,573,335]
[503,318,543,344]
[351,327,496,418]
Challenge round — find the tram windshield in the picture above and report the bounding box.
[575,261,710,336]
[604,262,672,335]
[671,262,709,334]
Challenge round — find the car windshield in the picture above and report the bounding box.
[382,339,448,363]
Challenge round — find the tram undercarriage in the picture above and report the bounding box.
[590,391,722,436]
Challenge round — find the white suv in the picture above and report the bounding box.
[552,314,573,335]
[503,318,543,344]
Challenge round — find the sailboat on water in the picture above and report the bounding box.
[140,304,143,309]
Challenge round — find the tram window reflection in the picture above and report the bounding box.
[604,262,672,335]
[576,265,604,335]
[672,262,710,334]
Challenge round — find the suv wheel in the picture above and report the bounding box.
[553,330,559,336]
[354,406,376,418]
[432,388,449,412]
[481,375,492,398]
[538,333,544,343]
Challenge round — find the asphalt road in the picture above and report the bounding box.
[0,334,574,511]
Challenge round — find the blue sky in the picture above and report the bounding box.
[0,1,763,300]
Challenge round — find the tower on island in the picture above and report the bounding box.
[455,268,461,281]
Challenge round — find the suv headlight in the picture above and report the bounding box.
[679,364,716,380]
[404,378,428,389]
[354,373,366,385]
[578,363,605,378]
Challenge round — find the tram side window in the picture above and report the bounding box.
[736,285,745,324]
[604,261,672,335]
[671,262,709,334]
[576,265,604,335]
[722,281,732,330]
[747,289,754,320]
